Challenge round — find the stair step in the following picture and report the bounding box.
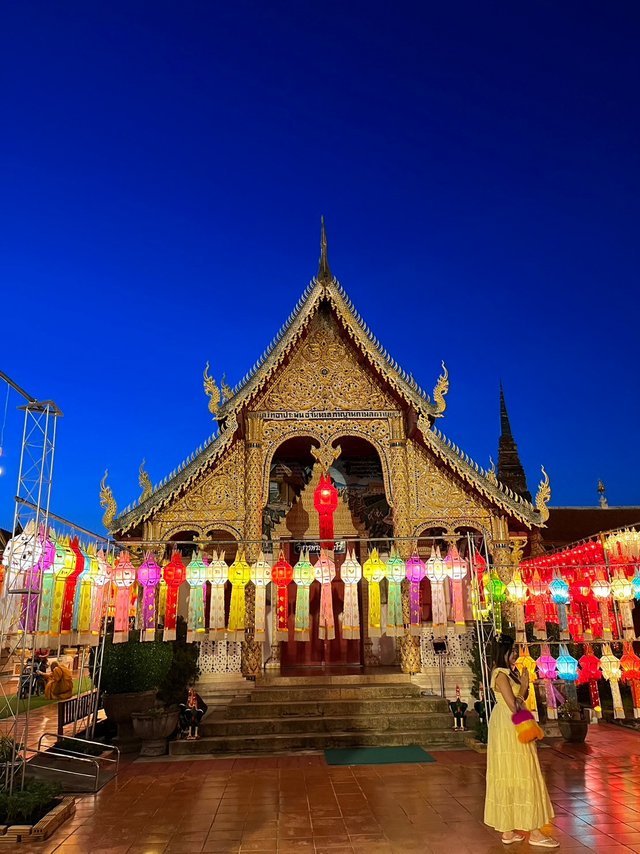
[170,729,465,755]
[201,713,453,737]
[220,697,449,719]
[249,684,422,702]
[257,673,413,686]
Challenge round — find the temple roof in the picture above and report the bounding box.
[216,273,442,422]
[112,229,545,533]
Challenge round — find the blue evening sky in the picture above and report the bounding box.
[1,1,639,533]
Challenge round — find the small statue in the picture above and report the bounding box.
[449,684,468,730]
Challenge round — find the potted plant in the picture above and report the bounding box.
[131,619,200,756]
[557,699,589,743]
[99,633,173,753]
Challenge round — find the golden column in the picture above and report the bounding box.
[388,415,421,674]
[242,416,264,677]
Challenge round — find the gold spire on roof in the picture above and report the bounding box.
[317,216,332,282]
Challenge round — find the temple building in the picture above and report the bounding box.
[106,223,551,692]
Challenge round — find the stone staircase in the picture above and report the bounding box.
[171,672,465,755]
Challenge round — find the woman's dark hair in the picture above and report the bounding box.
[490,634,520,683]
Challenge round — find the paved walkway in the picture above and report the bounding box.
[18,723,640,854]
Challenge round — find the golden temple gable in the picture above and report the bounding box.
[110,224,547,548]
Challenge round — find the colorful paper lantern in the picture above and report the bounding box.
[74,544,95,643]
[578,645,602,715]
[620,642,640,719]
[138,552,161,641]
[536,644,558,720]
[113,551,136,643]
[557,644,579,682]
[49,535,77,638]
[445,544,468,631]
[611,573,635,640]
[363,548,385,638]
[600,643,624,719]
[549,574,570,636]
[207,550,228,635]
[632,569,640,601]
[20,528,54,634]
[314,550,336,641]
[506,570,529,642]
[313,473,339,548]
[527,570,548,635]
[272,549,294,640]
[163,551,186,641]
[186,551,207,642]
[60,537,84,640]
[591,573,613,640]
[250,550,272,642]
[424,548,445,636]
[227,551,251,641]
[515,645,539,718]
[293,549,314,640]
[340,548,362,640]
[385,547,406,636]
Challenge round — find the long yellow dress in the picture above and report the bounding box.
[484,667,554,833]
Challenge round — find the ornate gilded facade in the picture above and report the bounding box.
[109,225,549,674]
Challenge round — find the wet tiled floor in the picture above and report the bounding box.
[20,723,640,853]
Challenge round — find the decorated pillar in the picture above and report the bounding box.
[389,416,420,672]
[243,418,264,672]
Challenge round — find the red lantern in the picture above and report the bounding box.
[163,551,186,640]
[578,645,602,713]
[60,537,85,636]
[271,549,293,639]
[313,473,339,548]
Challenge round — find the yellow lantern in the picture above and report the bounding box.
[506,570,529,642]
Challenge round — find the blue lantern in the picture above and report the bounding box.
[632,570,640,601]
[549,576,570,605]
[557,644,579,682]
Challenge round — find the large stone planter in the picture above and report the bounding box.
[131,709,180,756]
[102,690,157,753]
[558,719,588,743]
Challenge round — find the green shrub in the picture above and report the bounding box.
[156,619,200,708]
[99,634,173,695]
[0,778,61,824]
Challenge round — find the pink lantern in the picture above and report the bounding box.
[113,551,136,643]
[445,544,468,632]
[138,552,161,640]
[424,548,445,636]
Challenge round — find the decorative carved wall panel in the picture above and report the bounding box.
[255,313,395,412]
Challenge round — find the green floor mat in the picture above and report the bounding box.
[324,745,435,765]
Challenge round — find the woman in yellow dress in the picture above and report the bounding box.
[484,635,558,847]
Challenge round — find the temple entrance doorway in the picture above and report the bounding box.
[267,436,391,673]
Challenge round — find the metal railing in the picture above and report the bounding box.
[27,733,119,793]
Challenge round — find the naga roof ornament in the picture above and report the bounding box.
[138,459,153,502]
[99,470,117,531]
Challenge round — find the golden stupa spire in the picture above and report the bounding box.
[317,216,332,282]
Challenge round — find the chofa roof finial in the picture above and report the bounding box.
[317,216,332,282]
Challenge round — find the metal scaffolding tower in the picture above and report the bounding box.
[0,371,62,792]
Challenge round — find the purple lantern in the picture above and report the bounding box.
[138,552,162,639]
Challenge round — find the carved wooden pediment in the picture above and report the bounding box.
[254,313,395,413]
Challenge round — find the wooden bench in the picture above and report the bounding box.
[57,690,101,735]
